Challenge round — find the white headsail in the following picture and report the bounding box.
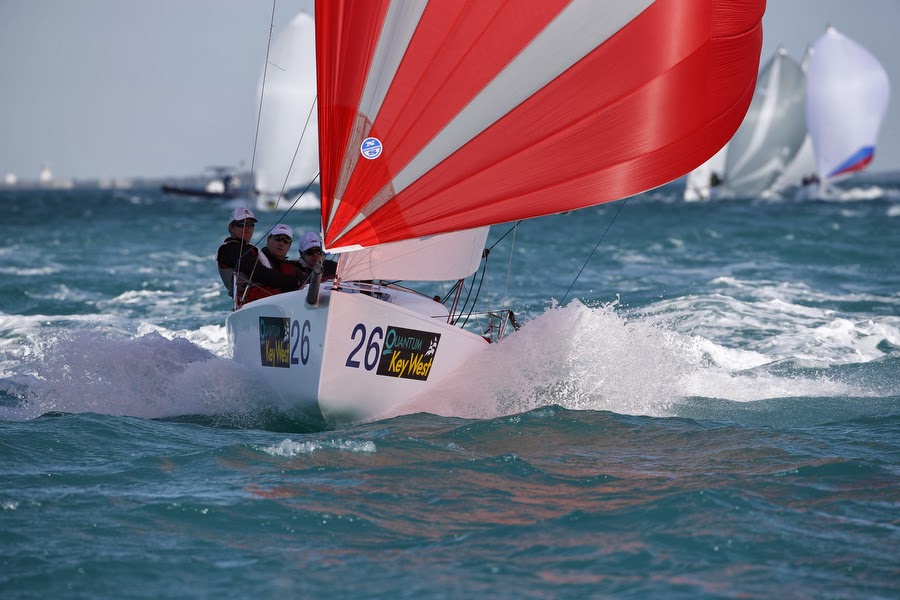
[253,12,320,209]
[721,48,807,198]
[805,27,890,184]
[683,144,727,201]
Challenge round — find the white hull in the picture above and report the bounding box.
[226,282,489,423]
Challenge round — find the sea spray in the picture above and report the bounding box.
[7,331,271,420]
[395,300,872,421]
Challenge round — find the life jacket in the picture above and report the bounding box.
[242,253,298,305]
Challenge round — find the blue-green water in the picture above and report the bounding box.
[1,179,899,598]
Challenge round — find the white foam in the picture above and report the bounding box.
[261,438,377,457]
[833,185,894,201]
[0,266,61,276]
[391,300,873,421]
[136,323,230,358]
[0,312,118,366]
[641,278,900,367]
[4,331,272,420]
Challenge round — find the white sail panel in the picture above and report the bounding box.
[684,144,727,201]
[805,27,890,181]
[337,228,490,282]
[254,12,319,198]
[766,45,816,195]
[768,134,816,195]
[722,49,806,197]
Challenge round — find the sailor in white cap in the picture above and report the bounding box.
[215,209,299,308]
[242,223,299,304]
[293,231,337,285]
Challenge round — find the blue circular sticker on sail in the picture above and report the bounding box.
[360,137,383,160]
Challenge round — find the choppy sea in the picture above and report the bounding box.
[1,176,899,599]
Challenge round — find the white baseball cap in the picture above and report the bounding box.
[298,231,323,252]
[229,207,256,223]
[269,223,293,240]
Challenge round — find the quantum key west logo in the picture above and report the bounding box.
[259,316,290,368]
[376,326,440,381]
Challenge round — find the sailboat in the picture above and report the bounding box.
[802,26,891,196]
[226,0,765,424]
[683,144,727,202]
[718,48,807,198]
[766,45,816,197]
[252,12,320,212]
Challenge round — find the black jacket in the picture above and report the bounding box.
[289,257,338,287]
[216,237,299,296]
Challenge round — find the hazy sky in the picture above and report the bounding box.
[1,1,898,181]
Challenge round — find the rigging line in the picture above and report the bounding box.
[451,270,478,326]
[232,1,276,311]
[440,221,520,310]
[560,198,630,305]
[282,173,321,214]
[272,96,319,214]
[458,254,489,329]
[489,220,522,250]
[232,0,277,310]
[502,223,517,312]
[440,279,462,304]
[240,172,321,308]
[456,247,493,327]
[254,173,320,241]
[247,0,278,191]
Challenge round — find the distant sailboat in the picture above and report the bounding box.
[767,45,816,197]
[252,12,320,212]
[719,48,807,198]
[683,144,726,201]
[803,27,890,195]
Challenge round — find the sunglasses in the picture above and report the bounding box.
[272,235,292,244]
[233,220,256,228]
[304,248,325,256]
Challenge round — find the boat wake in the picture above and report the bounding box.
[2,303,893,426]
[389,301,880,422]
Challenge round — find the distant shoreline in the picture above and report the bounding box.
[2,169,897,192]
[0,172,253,192]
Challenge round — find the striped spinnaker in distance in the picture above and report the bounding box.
[316,0,766,251]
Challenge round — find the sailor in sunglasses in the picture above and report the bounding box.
[292,231,337,286]
[242,223,301,305]
[216,207,299,308]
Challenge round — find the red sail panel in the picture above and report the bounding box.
[316,0,765,249]
[315,0,391,229]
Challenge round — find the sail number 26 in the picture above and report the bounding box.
[290,319,311,365]
[345,324,384,370]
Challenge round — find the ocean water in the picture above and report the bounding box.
[1,177,899,598]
